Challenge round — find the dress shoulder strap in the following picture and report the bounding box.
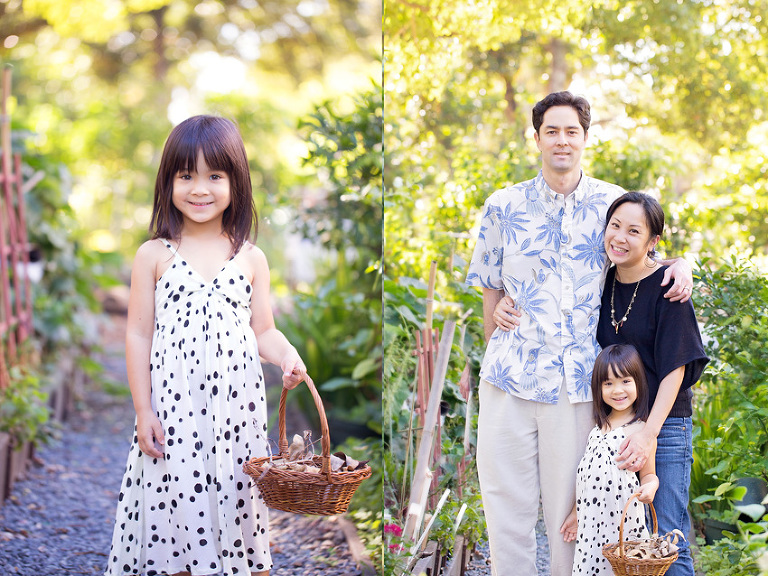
[161,239,179,256]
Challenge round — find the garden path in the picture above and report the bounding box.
[0,313,367,576]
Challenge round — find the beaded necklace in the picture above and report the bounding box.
[610,274,641,334]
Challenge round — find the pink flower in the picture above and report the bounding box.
[384,523,403,537]
[389,543,404,553]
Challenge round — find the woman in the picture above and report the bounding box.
[494,191,708,576]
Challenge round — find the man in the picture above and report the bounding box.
[465,91,691,576]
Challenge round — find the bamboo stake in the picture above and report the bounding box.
[403,320,456,541]
[399,369,420,521]
[425,260,437,333]
[415,330,427,428]
[455,309,473,498]
[453,503,468,534]
[401,488,451,576]
[427,328,440,508]
[409,488,450,555]
[411,468,432,546]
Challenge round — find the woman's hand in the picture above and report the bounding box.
[280,352,307,390]
[492,295,522,331]
[616,425,657,472]
[136,409,165,458]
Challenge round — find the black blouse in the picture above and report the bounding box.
[597,266,709,417]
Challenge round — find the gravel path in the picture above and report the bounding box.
[0,315,368,576]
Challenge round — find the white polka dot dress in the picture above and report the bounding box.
[572,425,649,576]
[106,241,271,576]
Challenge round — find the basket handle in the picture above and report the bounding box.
[277,374,332,480]
[618,493,658,558]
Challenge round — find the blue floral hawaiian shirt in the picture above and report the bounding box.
[466,171,625,404]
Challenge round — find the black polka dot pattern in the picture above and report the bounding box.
[573,426,649,576]
[105,241,271,576]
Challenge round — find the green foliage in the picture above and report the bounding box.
[348,508,382,575]
[695,535,760,576]
[334,436,382,516]
[2,0,380,260]
[279,82,382,439]
[0,366,51,446]
[428,488,486,552]
[691,258,768,534]
[667,139,768,266]
[383,271,488,561]
[19,141,122,356]
[278,276,381,431]
[586,138,679,196]
[694,515,768,576]
[297,83,383,274]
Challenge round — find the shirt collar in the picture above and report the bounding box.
[535,170,587,204]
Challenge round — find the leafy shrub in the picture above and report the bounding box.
[0,366,52,447]
[692,258,768,526]
[691,257,768,563]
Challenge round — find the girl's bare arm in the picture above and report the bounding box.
[245,244,306,389]
[126,240,165,458]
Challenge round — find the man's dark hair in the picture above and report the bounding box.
[532,91,591,135]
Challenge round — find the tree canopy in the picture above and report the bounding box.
[2,0,380,259]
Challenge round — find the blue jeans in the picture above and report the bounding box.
[650,416,694,576]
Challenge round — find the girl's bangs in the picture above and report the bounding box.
[167,127,233,175]
[606,359,632,380]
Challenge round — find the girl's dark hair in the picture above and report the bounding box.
[605,191,665,258]
[532,91,591,135]
[591,344,650,429]
[150,115,257,252]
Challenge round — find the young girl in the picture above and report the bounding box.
[105,115,306,576]
[560,344,659,576]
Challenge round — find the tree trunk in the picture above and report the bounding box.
[547,38,570,93]
[151,7,169,81]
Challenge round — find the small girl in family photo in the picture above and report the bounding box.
[560,344,659,576]
[105,115,307,576]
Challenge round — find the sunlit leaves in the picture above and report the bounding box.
[22,0,170,43]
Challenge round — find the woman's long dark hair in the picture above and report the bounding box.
[591,344,650,429]
[150,115,257,252]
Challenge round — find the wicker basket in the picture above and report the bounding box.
[243,375,372,515]
[602,494,678,576]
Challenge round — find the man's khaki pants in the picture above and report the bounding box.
[477,379,593,576]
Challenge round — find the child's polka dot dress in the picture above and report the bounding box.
[106,241,271,576]
[572,425,649,576]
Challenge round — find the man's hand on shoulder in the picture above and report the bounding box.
[660,257,693,303]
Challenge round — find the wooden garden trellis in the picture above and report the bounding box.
[0,65,35,389]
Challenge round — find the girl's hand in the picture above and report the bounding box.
[637,476,659,504]
[493,295,522,331]
[616,426,657,472]
[136,410,165,459]
[281,352,307,390]
[559,508,578,543]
